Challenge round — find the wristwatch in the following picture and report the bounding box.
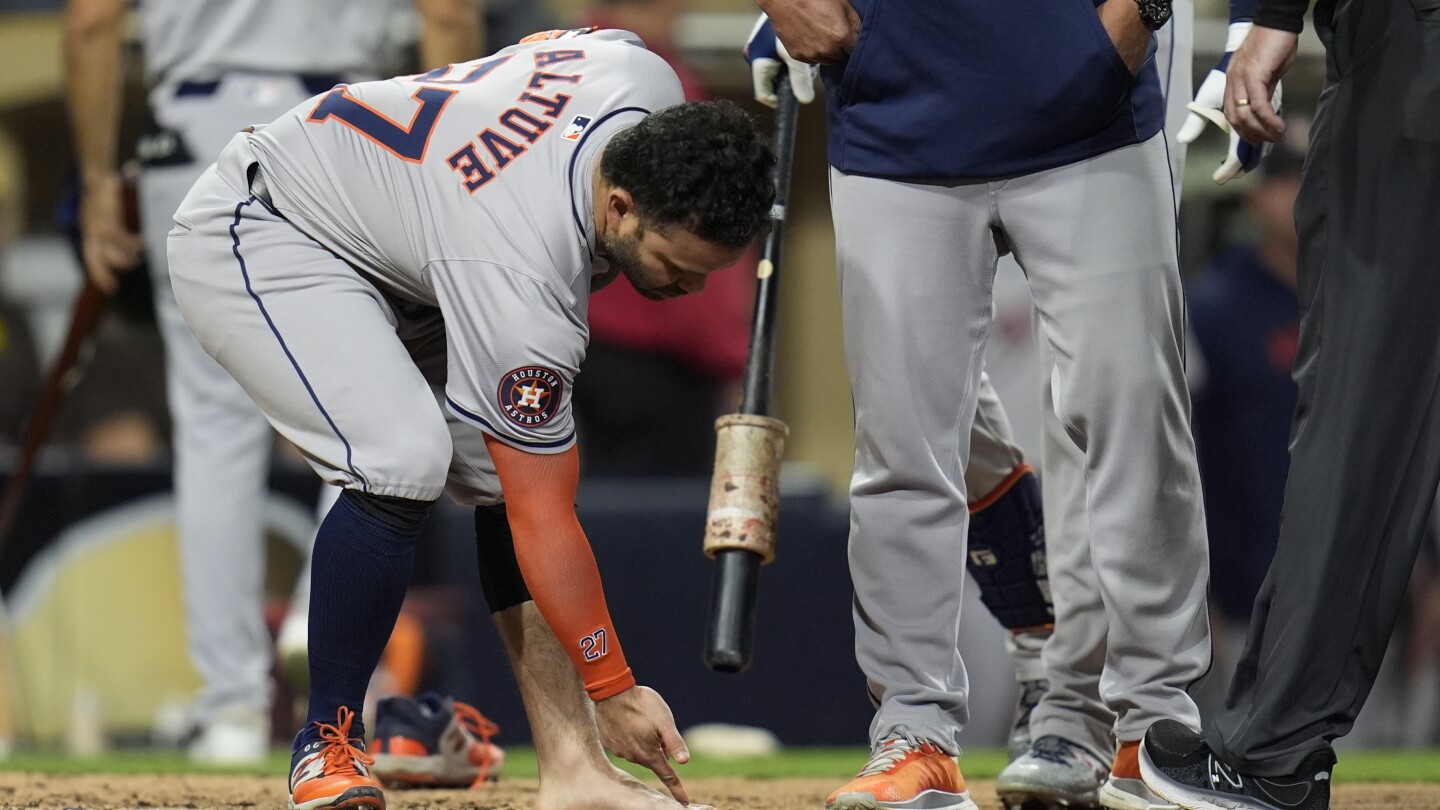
[1134,0,1173,30]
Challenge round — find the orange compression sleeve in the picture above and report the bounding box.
[484,436,635,700]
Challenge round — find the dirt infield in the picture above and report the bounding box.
[0,774,1436,810]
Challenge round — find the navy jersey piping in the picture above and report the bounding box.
[567,105,651,257]
[230,197,371,491]
[446,396,576,449]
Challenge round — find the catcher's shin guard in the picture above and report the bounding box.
[966,467,1053,631]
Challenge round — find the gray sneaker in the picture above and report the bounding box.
[996,735,1108,810]
[1008,678,1050,761]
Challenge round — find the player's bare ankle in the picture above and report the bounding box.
[536,743,612,780]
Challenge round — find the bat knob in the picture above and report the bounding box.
[704,549,762,673]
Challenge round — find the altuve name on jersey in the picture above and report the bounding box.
[444,49,586,194]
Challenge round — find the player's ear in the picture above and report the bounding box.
[604,187,639,234]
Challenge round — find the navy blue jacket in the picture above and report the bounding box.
[822,0,1165,179]
[1187,247,1299,622]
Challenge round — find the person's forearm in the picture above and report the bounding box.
[416,0,482,69]
[508,509,636,700]
[1252,0,1308,32]
[485,439,634,700]
[64,0,127,186]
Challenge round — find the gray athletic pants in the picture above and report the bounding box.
[971,4,1195,753]
[835,132,1210,753]
[1207,0,1440,775]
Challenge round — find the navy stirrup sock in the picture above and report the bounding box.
[297,490,429,758]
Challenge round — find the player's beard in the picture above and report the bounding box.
[600,226,682,301]
[598,228,642,281]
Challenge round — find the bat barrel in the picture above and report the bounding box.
[703,548,762,672]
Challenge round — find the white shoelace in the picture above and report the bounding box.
[857,735,930,777]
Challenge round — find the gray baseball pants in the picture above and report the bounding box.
[969,4,1196,754]
[835,131,1209,753]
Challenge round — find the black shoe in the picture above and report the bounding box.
[1138,720,1333,810]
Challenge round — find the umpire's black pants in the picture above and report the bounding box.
[1206,0,1440,776]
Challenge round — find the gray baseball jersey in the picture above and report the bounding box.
[244,29,683,453]
[138,0,401,84]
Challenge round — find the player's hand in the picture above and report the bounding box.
[1097,0,1151,74]
[1225,24,1298,144]
[745,15,817,108]
[595,685,692,804]
[78,172,143,294]
[756,0,860,65]
[1178,22,1282,184]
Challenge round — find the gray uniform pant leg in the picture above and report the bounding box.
[1001,134,1209,742]
[1029,360,1116,757]
[1022,3,1196,751]
[1208,0,1440,774]
[833,169,1001,753]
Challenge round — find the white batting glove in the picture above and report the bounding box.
[744,15,817,108]
[1178,21,1283,184]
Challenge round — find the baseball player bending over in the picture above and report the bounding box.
[166,28,774,810]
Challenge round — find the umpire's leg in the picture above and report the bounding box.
[1207,0,1440,775]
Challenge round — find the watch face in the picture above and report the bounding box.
[1140,0,1173,28]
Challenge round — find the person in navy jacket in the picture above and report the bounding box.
[750,1,1212,808]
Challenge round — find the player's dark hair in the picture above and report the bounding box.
[600,100,775,249]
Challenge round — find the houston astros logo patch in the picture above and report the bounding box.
[499,366,563,427]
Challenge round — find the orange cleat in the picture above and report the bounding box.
[289,707,385,810]
[370,693,505,789]
[1098,740,1177,810]
[826,736,979,810]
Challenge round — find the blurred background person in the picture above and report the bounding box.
[43,171,169,465]
[1184,140,1303,712]
[62,0,481,764]
[571,0,756,477]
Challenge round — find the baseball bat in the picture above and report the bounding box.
[0,170,136,551]
[0,285,108,551]
[702,82,799,673]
